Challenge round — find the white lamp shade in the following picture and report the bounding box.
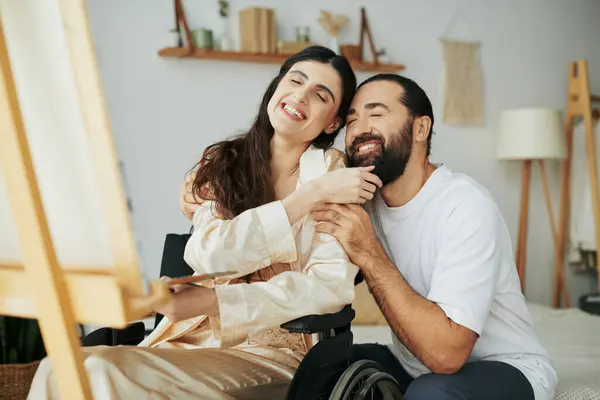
[496,108,567,160]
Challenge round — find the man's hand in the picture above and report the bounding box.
[311,204,385,266]
[179,168,203,220]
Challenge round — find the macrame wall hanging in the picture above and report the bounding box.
[439,7,484,126]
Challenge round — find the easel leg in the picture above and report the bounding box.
[583,112,600,288]
[0,16,93,400]
[516,160,532,293]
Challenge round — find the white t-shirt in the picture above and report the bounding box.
[364,165,558,400]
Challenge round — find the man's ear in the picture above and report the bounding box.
[413,116,432,143]
[324,116,342,134]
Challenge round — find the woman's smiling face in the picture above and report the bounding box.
[267,60,343,144]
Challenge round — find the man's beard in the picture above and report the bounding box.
[346,122,413,186]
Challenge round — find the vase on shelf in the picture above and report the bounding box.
[169,28,183,47]
[329,36,340,54]
[218,17,234,51]
[376,49,391,63]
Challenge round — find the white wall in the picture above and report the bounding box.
[86,0,600,305]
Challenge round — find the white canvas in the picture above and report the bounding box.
[0,0,114,269]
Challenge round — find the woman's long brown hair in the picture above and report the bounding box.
[190,46,356,281]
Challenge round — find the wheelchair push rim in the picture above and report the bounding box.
[327,359,403,400]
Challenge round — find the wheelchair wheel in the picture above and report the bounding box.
[328,360,403,400]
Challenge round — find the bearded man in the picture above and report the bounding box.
[311,74,557,400]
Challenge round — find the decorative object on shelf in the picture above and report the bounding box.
[170,0,183,47]
[192,28,214,49]
[318,10,348,54]
[174,0,194,52]
[358,7,379,64]
[217,0,229,17]
[278,26,311,56]
[217,0,233,51]
[296,26,310,43]
[376,48,391,64]
[277,41,313,55]
[169,28,182,47]
[438,6,483,126]
[340,44,361,61]
[239,7,276,53]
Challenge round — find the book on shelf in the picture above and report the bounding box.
[239,7,276,54]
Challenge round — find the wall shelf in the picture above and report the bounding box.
[157,47,405,73]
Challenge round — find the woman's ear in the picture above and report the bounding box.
[324,117,342,134]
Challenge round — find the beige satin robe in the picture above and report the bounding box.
[28,146,358,400]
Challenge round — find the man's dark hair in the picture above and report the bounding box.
[357,74,434,156]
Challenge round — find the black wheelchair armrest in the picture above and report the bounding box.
[81,321,146,347]
[280,305,355,334]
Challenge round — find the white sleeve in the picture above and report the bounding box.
[426,196,502,336]
[183,200,297,279]
[212,230,358,348]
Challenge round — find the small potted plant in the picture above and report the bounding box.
[217,0,233,51]
[0,316,47,400]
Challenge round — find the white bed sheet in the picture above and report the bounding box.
[351,302,600,400]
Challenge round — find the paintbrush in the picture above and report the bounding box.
[165,270,237,288]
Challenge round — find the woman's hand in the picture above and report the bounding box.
[154,276,219,322]
[311,166,383,205]
[281,165,382,225]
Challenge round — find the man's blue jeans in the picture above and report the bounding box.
[351,343,535,399]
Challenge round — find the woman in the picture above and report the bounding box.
[28,46,382,399]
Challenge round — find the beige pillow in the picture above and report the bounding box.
[352,281,388,325]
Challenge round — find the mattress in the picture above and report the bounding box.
[351,302,600,400]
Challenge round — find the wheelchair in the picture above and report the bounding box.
[83,233,403,399]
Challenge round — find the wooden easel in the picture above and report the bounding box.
[553,59,600,308]
[0,2,169,399]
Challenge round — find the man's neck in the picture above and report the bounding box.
[269,134,307,182]
[381,157,436,208]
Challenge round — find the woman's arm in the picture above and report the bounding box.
[208,148,362,348]
[183,152,381,279]
[180,159,382,225]
[212,229,359,348]
[282,168,382,223]
[184,200,298,279]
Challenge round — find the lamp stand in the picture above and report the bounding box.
[516,160,532,292]
[515,159,570,306]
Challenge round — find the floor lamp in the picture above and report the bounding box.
[496,108,569,303]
